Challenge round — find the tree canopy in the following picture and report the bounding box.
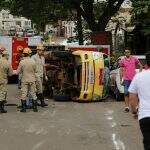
[63,0,125,32]
[0,0,125,32]
[132,0,150,35]
[1,0,68,31]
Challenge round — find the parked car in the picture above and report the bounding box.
[60,36,90,46]
[26,29,36,37]
[109,55,146,101]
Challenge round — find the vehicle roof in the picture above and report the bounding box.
[73,50,104,58]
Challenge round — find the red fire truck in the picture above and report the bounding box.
[0,36,41,70]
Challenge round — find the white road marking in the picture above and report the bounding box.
[106,109,126,150]
[25,124,36,133]
[111,122,117,128]
[107,116,113,120]
[50,110,56,117]
[66,129,71,135]
[41,110,49,116]
[36,128,48,135]
[107,110,114,114]
[25,124,48,135]
[32,140,45,150]
[112,134,125,150]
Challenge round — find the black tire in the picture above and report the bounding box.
[115,88,124,101]
[53,94,71,101]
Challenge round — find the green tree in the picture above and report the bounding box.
[1,0,125,32]
[124,0,150,53]
[1,0,68,32]
[131,0,150,35]
[64,0,125,32]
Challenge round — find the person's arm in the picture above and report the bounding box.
[138,62,143,72]
[43,57,48,81]
[119,58,124,84]
[120,67,124,84]
[8,64,13,76]
[5,60,13,76]
[128,75,139,117]
[129,93,139,114]
[44,67,48,81]
[135,57,143,72]
[16,61,22,75]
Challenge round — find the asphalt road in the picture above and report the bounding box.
[0,84,144,150]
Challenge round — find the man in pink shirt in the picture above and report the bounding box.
[119,48,143,112]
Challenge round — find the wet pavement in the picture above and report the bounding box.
[0,84,143,150]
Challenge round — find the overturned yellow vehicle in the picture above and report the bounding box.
[45,50,104,102]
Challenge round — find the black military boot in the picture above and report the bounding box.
[36,94,41,106]
[20,100,26,112]
[0,101,7,113]
[40,94,48,107]
[37,93,48,107]
[32,100,38,112]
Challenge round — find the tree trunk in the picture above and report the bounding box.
[124,30,127,48]
[77,9,84,45]
[114,22,119,51]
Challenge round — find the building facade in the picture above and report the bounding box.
[54,20,76,38]
[0,10,31,35]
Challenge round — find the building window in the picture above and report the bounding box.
[25,21,28,26]
[2,13,9,19]
[16,21,21,26]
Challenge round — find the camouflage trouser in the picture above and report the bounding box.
[36,77,43,94]
[21,82,37,101]
[0,83,7,102]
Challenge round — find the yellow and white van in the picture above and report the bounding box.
[73,50,104,102]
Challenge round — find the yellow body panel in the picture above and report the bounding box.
[73,50,104,102]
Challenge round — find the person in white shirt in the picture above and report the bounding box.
[129,52,150,150]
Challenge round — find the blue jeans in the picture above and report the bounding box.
[26,93,33,107]
[124,80,131,96]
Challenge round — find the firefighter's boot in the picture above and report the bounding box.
[0,101,7,113]
[32,100,38,112]
[37,94,48,107]
[20,100,26,112]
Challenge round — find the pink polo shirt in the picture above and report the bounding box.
[119,56,140,80]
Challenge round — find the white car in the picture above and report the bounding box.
[26,30,35,37]
[110,55,146,101]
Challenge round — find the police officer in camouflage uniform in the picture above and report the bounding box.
[16,48,38,112]
[0,49,13,113]
[32,44,48,107]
